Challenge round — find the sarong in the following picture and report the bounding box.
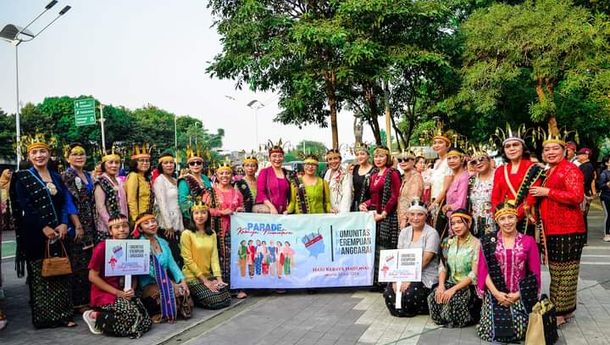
[384,282,432,317]
[28,259,73,328]
[187,280,231,309]
[96,298,152,338]
[477,291,528,343]
[427,283,481,327]
[547,233,585,316]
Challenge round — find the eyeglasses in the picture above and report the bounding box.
[470,157,488,164]
[397,158,415,163]
[189,161,203,166]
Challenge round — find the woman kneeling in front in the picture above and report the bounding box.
[180,201,231,309]
[427,209,481,327]
[477,203,540,343]
[384,200,440,317]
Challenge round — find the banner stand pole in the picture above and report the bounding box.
[395,281,402,309]
[124,274,132,291]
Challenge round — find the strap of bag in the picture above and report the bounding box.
[503,165,518,200]
[45,239,69,258]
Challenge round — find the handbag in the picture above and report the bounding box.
[41,240,72,278]
[525,294,558,345]
[176,293,194,319]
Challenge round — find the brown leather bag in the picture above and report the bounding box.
[41,240,72,278]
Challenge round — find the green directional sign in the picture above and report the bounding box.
[74,98,97,126]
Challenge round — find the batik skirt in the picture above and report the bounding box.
[427,283,481,327]
[547,233,586,316]
[96,298,152,338]
[187,280,231,310]
[28,259,74,328]
[477,291,528,343]
[384,282,432,317]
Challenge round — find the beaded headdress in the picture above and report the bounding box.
[407,198,427,214]
[352,142,370,155]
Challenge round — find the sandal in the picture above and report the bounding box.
[236,291,248,299]
[151,314,163,324]
[0,311,7,331]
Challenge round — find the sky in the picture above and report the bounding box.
[0,0,372,152]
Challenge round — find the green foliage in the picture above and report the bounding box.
[457,0,610,144]
[0,97,224,161]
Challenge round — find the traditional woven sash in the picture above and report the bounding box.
[152,254,177,321]
[235,179,253,212]
[97,175,121,219]
[290,175,309,214]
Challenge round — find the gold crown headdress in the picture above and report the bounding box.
[242,151,258,165]
[131,143,152,160]
[185,144,204,163]
[352,142,370,155]
[264,139,286,155]
[101,145,121,163]
[190,196,209,212]
[494,123,529,146]
[397,148,416,159]
[325,148,341,161]
[494,199,518,221]
[19,133,57,155]
[431,121,452,145]
[468,144,491,158]
[373,145,391,157]
[216,157,233,173]
[534,126,578,148]
[303,154,319,165]
[63,143,86,159]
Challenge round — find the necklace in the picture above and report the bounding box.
[372,168,386,187]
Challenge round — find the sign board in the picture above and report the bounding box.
[104,240,150,276]
[74,98,96,126]
[230,212,376,289]
[378,248,423,282]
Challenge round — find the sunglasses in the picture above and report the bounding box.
[470,157,488,164]
[189,161,203,166]
[397,158,415,163]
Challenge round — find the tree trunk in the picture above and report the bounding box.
[362,82,382,145]
[324,70,339,149]
[536,77,559,135]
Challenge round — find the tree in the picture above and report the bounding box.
[0,109,16,159]
[459,0,610,136]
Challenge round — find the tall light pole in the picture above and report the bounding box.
[0,1,71,169]
[247,99,265,150]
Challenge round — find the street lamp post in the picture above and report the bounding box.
[246,99,265,150]
[0,1,71,170]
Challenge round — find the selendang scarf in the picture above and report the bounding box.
[152,254,177,321]
[481,233,538,342]
[234,179,254,212]
[379,168,399,249]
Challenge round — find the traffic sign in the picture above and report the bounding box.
[74,98,96,126]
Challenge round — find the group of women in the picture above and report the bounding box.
[381,128,586,343]
[0,126,588,343]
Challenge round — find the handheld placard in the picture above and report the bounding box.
[395,281,402,309]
